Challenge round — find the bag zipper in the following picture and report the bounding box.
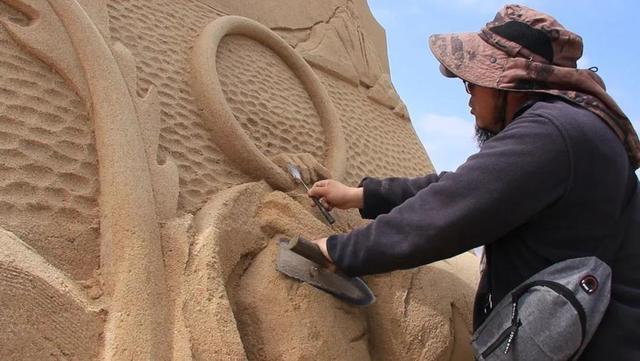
[481,319,522,358]
[480,280,586,359]
[511,280,587,348]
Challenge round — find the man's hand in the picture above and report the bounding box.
[312,237,335,270]
[308,179,363,210]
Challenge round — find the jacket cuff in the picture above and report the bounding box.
[326,234,342,268]
[358,177,386,219]
[326,233,359,276]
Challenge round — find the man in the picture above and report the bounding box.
[309,4,640,360]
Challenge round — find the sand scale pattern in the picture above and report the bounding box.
[320,74,434,185]
[107,0,431,206]
[108,0,252,214]
[0,7,100,281]
[216,35,327,161]
[0,263,101,360]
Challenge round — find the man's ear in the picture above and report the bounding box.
[504,91,531,123]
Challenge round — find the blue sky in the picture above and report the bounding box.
[367,0,640,175]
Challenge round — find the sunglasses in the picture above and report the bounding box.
[463,80,475,94]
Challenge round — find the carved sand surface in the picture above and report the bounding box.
[0,1,479,360]
[0,2,100,282]
[217,35,327,161]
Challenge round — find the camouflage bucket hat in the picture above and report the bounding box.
[429,4,583,86]
[429,4,640,169]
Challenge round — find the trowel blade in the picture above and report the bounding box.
[276,240,375,306]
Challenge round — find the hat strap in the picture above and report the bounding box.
[479,26,551,65]
[488,21,554,64]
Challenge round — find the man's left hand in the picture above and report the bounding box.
[312,237,333,263]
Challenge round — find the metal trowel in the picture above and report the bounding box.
[276,236,376,306]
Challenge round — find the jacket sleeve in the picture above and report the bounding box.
[358,173,444,219]
[327,114,572,276]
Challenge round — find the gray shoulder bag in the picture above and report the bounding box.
[471,257,610,360]
[472,186,636,361]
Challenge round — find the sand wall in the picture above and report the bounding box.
[0,1,477,360]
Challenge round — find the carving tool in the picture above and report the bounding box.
[287,163,335,225]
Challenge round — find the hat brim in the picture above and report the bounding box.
[439,63,457,78]
[429,32,509,88]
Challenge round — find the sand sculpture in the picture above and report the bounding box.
[0,1,479,360]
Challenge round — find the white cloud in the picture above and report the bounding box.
[413,113,479,172]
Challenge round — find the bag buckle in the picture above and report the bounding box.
[580,275,599,294]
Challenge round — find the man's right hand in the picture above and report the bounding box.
[308,179,363,211]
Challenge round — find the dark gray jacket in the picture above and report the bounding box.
[327,98,640,360]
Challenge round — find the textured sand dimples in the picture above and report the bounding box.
[217,35,325,160]
[191,15,346,191]
[0,11,100,282]
[319,73,434,185]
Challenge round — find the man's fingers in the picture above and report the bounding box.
[312,179,329,189]
[308,196,332,211]
[308,186,326,198]
[320,197,333,211]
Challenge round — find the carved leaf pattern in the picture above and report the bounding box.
[1,0,178,219]
[112,42,179,220]
[0,0,91,103]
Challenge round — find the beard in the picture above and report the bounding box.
[475,125,497,147]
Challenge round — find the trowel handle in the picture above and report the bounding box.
[286,236,331,268]
[311,196,335,225]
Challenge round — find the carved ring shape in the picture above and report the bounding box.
[191,16,346,190]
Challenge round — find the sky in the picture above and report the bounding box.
[367,0,640,176]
